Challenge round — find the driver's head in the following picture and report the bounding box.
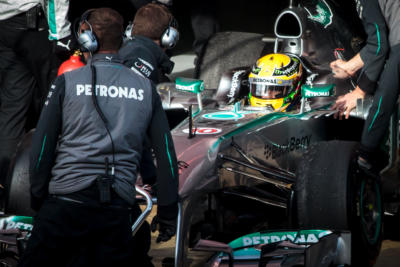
[248,53,303,110]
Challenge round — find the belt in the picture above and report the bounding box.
[50,195,132,210]
[51,195,84,204]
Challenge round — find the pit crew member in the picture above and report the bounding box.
[19,8,178,266]
[330,0,399,169]
[119,2,178,84]
[0,0,75,192]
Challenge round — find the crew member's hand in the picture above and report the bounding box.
[150,215,177,243]
[53,35,78,59]
[330,59,352,79]
[331,86,366,119]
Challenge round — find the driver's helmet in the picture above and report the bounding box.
[248,53,302,110]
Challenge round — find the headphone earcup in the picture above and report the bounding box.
[124,21,134,41]
[160,26,179,49]
[78,30,98,52]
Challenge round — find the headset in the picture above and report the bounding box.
[75,9,99,53]
[124,21,134,41]
[124,16,179,49]
[160,17,179,49]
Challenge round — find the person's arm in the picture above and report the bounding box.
[330,0,389,118]
[43,0,71,40]
[148,85,179,208]
[30,75,65,211]
[148,84,179,242]
[357,0,389,94]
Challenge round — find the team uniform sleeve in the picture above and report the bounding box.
[43,0,71,40]
[357,0,389,94]
[147,85,179,211]
[29,75,65,210]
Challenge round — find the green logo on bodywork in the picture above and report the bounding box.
[302,84,335,98]
[175,77,204,94]
[0,216,33,232]
[228,230,332,258]
[305,0,333,28]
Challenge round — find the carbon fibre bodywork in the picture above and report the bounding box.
[170,94,360,266]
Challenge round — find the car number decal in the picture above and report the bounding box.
[182,127,222,135]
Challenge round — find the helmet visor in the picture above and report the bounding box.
[250,83,290,99]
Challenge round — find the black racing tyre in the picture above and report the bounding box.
[296,140,383,266]
[197,31,271,89]
[4,130,35,217]
[351,169,383,267]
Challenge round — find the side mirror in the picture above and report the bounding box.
[175,77,204,94]
[175,77,204,110]
[300,84,335,113]
[301,84,335,98]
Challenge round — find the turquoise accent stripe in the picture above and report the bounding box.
[368,96,382,132]
[48,0,57,40]
[36,135,47,169]
[375,23,381,55]
[165,134,175,178]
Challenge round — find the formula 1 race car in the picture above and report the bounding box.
[2,0,399,267]
[152,0,398,266]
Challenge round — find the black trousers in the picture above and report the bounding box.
[190,0,219,58]
[18,195,153,267]
[361,44,400,155]
[0,9,58,184]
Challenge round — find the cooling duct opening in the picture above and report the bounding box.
[274,10,303,39]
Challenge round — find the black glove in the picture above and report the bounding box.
[53,35,78,60]
[150,202,178,243]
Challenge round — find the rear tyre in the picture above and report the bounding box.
[296,140,383,266]
[4,130,35,217]
[197,31,271,89]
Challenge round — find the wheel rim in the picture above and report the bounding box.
[360,178,382,245]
